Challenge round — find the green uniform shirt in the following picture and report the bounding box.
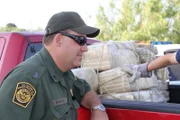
[0,47,91,120]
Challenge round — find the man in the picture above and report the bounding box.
[127,49,180,78]
[0,11,109,120]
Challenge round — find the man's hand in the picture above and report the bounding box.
[91,110,109,120]
[81,90,109,120]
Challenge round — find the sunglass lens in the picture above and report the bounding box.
[79,37,87,45]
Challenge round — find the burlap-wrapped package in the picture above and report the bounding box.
[137,44,158,55]
[136,47,156,63]
[81,41,140,71]
[132,88,169,102]
[157,80,168,90]
[98,67,131,94]
[81,43,112,71]
[109,41,140,68]
[99,88,169,102]
[98,67,159,94]
[130,77,158,91]
[71,68,98,92]
[155,67,169,80]
[99,93,134,100]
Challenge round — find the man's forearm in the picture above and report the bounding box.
[81,90,109,120]
[81,90,101,109]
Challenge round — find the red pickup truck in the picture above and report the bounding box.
[1,32,180,120]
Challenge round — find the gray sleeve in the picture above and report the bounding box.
[176,49,180,63]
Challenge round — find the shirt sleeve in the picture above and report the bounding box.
[0,70,41,120]
[72,77,91,104]
[176,49,180,63]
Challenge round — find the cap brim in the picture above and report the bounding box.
[71,25,100,38]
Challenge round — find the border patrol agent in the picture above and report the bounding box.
[0,11,109,120]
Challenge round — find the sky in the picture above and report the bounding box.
[0,0,109,30]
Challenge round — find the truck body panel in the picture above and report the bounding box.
[1,32,180,120]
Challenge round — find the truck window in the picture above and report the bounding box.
[0,38,6,60]
[24,43,43,60]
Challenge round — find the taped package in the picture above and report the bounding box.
[81,41,140,71]
[71,68,98,92]
[99,88,169,102]
[98,67,158,94]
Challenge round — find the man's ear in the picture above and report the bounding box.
[54,33,62,47]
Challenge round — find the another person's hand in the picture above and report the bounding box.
[131,63,152,77]
[122,63,152,77]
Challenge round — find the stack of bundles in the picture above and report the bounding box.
[99,73,169,102]
[99,88,169,102]
[77,40,169,103]
[81,40,140,71]
[71,68,98,92]
[98,67,158,94]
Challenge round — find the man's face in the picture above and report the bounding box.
[60,30,88,68]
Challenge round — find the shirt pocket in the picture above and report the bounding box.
[51,103,71,119]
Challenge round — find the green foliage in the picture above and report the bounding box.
[96,0,180,43]
[0,23,44,32]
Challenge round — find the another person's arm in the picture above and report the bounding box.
[148,49,180,72]
[123,49,180,78]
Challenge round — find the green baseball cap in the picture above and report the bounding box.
[45,11,100,38]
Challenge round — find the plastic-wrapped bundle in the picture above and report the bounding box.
[137,44,158,55]
[109,41,140,68]
[98,67,157,94]
[98,67,131,94]
[81,40,139,71]
[99,88,169,102]
[136,47,156,63]
[71,68,99,92]
[81,42,112,71]
[155,67,169,80]
[99,92,134,100]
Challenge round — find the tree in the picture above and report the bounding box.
[6,23,17,28]
[0,23,44,32]
[96,0,180,43]
[0,23,26,32]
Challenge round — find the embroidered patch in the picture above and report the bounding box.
[32,72,39,79]
[12,82,36,108]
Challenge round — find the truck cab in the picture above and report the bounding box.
[1,32,180,120]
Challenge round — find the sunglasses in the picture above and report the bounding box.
[59,32,87,46]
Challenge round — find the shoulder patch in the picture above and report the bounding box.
[12,82,36,108]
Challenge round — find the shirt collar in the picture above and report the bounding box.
[39,47,64,83]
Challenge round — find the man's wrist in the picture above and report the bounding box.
[91,104,106,112]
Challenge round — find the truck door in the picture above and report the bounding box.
[0,37,6,60]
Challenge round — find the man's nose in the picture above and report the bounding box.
[81,44,88,52]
